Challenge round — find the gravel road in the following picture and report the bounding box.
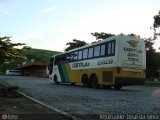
[0,75,160,120]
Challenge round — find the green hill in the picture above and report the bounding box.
[22,48,61,63]
[0,48,62,73]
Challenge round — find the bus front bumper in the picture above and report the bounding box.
[115,77,145,86]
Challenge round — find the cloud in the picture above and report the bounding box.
[37,6,57,14]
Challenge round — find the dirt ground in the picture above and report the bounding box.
[0,95,71,120]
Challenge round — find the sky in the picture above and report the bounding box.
[0,0,160,52]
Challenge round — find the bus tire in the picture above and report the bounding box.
[54,75,59,84]
[90,74,99,89]
[103,85,112,89]
[114,85,122,90]
[82,74,90,87]
[71,83,75,86]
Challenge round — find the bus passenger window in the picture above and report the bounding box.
[94,46,100,57]
[101,44,105,56]
[70,53,74,61]
[73,51,78,60]
[78,51,82,60]
[83,49,88,59]
[66,54,70,62]
[108,43,111,55]
[88,48,93,58]
[59,55,64,63]
[111,42,115,54]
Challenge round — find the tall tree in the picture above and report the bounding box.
[153,10,160,39]
[0,36,26,64]
[153,10,160,28]
[144,38,159,78]
[91,32,115,40]
[65,39,87,51]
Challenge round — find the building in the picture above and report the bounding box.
[16,62,49,78]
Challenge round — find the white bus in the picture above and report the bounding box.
[6,70,23,76]
[48,34,146,89]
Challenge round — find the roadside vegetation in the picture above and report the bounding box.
[145,78,160,86]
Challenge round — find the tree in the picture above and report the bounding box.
[23,46,32,50]
[153,10,160,28]
[0,36,26,64]
[128,33,140,38]
[144,38,159,78]
[153,10,160,39]
[65,39,88,51]
[91,32,115,40]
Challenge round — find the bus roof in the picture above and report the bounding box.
[51,34,144,57]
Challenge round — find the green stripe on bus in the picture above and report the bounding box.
[61,64,70,82]
[58,64,70,82]
[58,64,65,82]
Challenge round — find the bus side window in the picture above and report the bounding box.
[83,49,88,59]
[58,56,62,64]
[78,50,82,60]
[100,44,105,56]
[107,42,111,55]
[106,40,116,56]
[70,53,74,61]
[111,41,115,54]
[73,51,78,61]
[88,47,93,58]
[94,45,100,57]
[65,53,70,62]
[61,54,68,63]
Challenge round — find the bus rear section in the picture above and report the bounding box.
[114,36,146,88]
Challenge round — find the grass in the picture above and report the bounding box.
[0,72,5,75]
[145,78,160,86]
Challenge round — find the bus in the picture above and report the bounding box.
[48,34,146,89]
[6,70,23,76]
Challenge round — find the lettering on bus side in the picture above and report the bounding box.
[124,47,143,54]
[97,59,113,65]
[72,62,89,68]
[128,57,139,62]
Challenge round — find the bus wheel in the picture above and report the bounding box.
[82,75,90,87]
[54,75,59,84]
[103,85,111,89]
[71,83,75,86]
[114,85,122,90]
[90,75,99,89]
